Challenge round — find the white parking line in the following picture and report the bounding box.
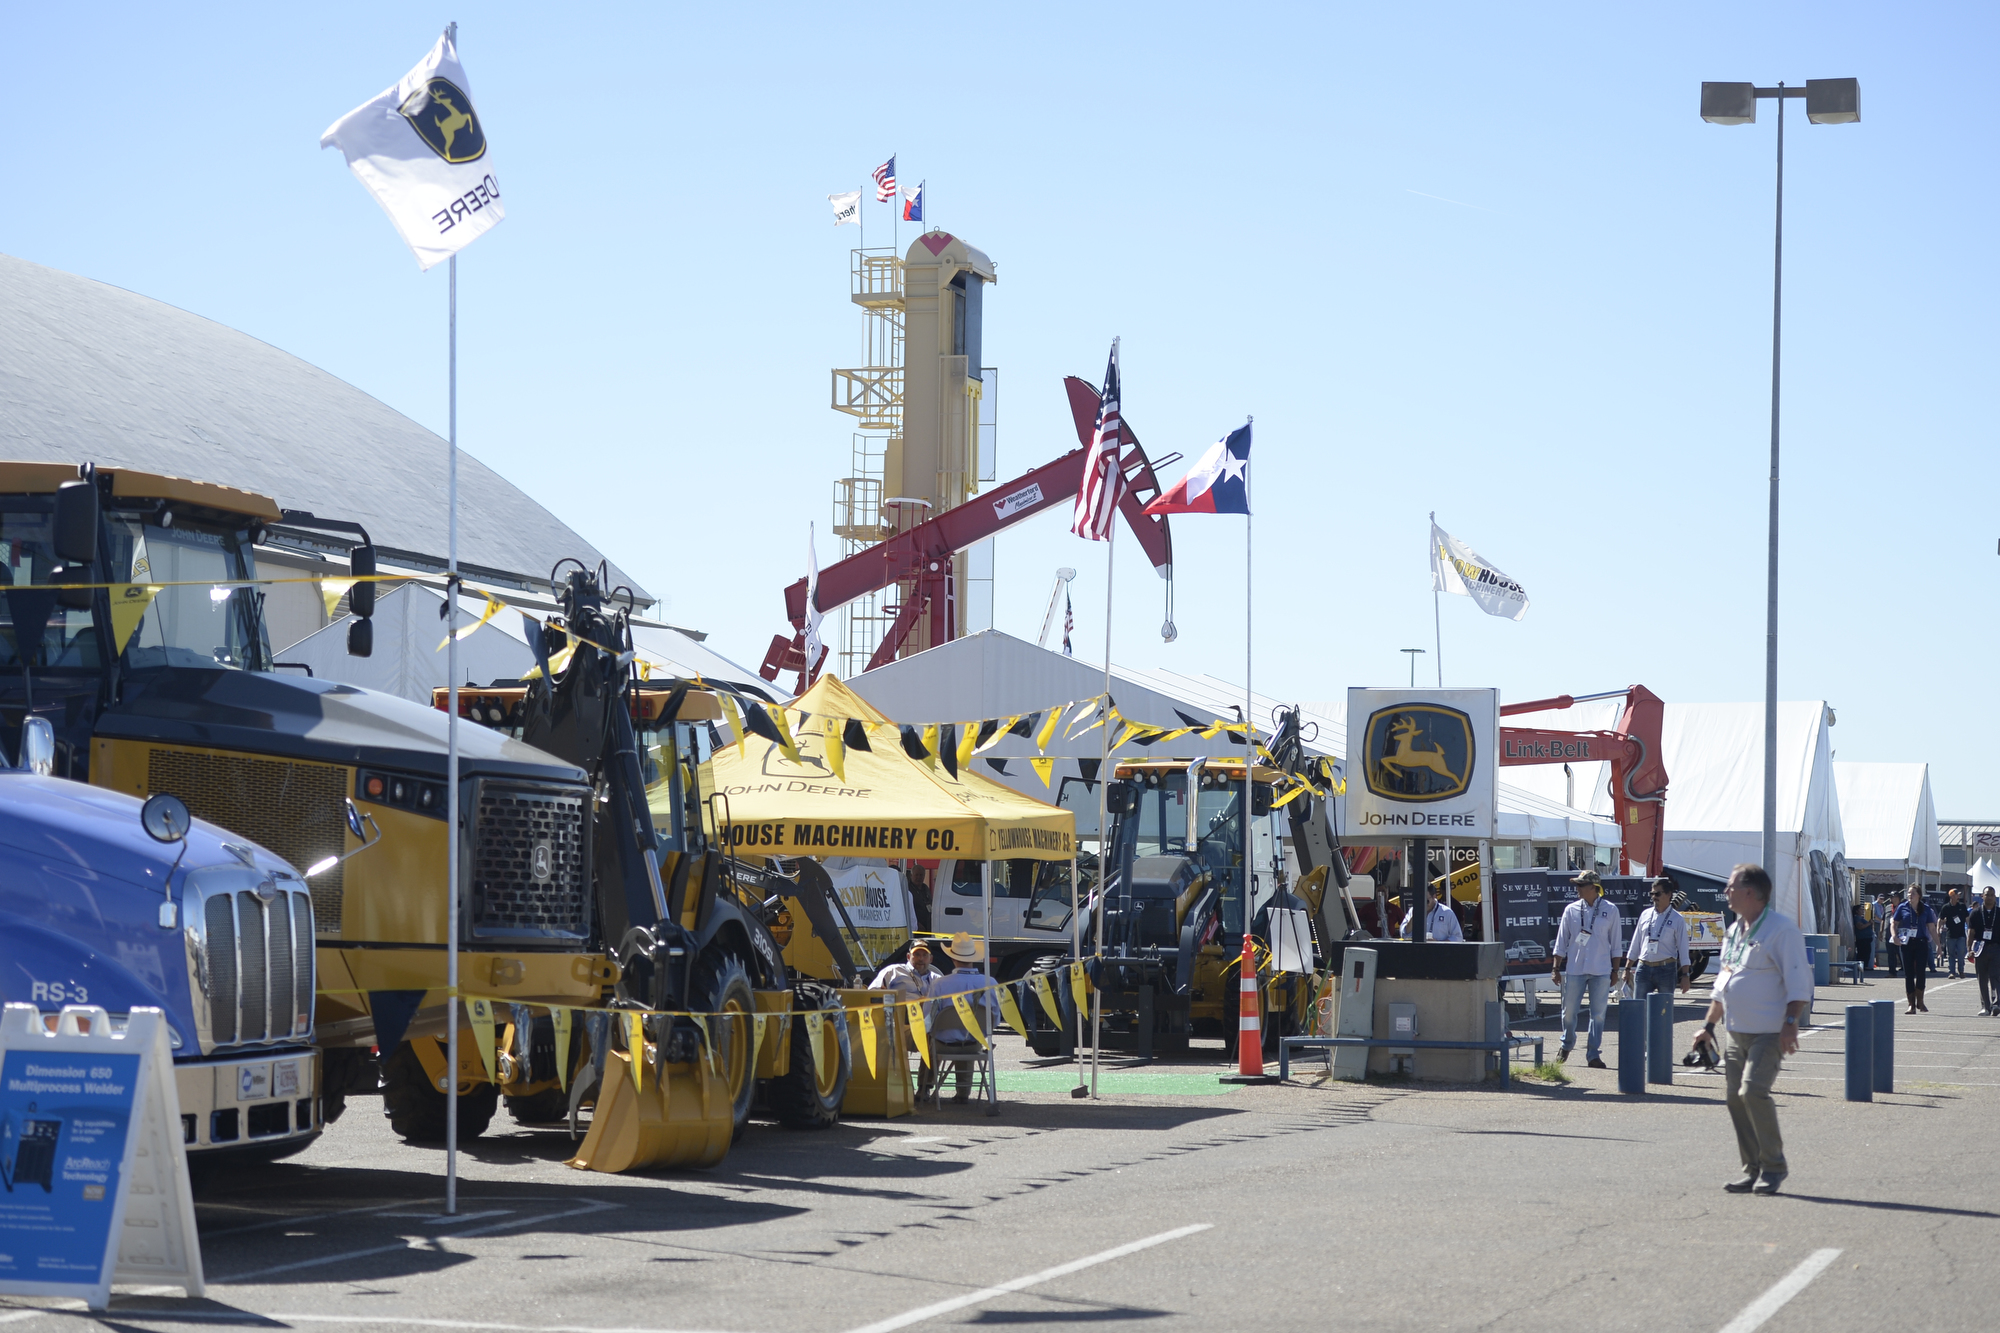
[1716,1248,1840,1333]
[840,1224,1212,1333]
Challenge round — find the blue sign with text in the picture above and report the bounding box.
[0,1049,140,1284]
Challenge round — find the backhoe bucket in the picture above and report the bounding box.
[567,1049,732,1173]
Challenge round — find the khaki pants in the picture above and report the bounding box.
[1725,1030,1787,1178]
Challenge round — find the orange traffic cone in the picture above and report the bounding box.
[1221,935,1277,1084]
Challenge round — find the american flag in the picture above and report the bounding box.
[1069,338,1125,541]
[1062,592,1074,656]
[872,156,896,203]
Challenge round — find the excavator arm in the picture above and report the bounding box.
[1497,685,1669,875]
[760,375,1175,688]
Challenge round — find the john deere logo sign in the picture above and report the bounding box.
[1362,705,1475,802]
[399,78,487,163]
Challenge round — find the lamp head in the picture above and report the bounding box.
[1805,77,1861,125]
[1701,82,1756,125]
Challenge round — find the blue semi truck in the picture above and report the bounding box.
[0,722,322,1160]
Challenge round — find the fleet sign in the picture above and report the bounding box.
[1344,688,1499,839]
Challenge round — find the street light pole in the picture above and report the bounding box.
[1401,648,1425,687]
[1700,77,1859,898]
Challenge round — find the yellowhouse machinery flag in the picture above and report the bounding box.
[1430,516,1529,621]
[320,30,503,270]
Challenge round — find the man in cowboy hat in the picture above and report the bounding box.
[1551,870,1623,1069]
[923,933,996,1105]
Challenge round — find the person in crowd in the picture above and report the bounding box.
[1851,894,1875,975]
[1551,870,1622,1069]
[870,942,940,1000]
[1881,892,1901,975]
[1398,884,1464,942]
[1627,878,1692,1001]
[1941,887,1970,980]
[922,933,996,1104]
[1693,863,1814,1196]
[1890,884,1940,1013]
[1974,888,2000,1016]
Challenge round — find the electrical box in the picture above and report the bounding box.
[1332,947,1376,1082]
[1387,1001,1419,1074]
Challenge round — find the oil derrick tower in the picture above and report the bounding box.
[828,232,996,678]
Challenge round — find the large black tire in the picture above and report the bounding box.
[504,1088,570,1124]
[380,1040,498,1142]
[695,951,759,1141]
[767,981,851,1129]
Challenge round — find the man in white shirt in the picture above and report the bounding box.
[1398,886,1464,942]
[1551,870,1623,1069]
[870,944,940,1001]
[1693,863,1814,1196]
[1626,879,1693,1000]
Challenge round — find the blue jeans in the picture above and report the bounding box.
[1560,972,1610,1060]
[1947,936,1967,976]
[1633,961,1679,1000]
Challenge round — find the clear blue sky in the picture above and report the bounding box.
[3,4,1992,815]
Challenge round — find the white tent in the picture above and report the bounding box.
[1833,762,1940,874]
[278,584,771,706]
[1656,702,1845,932]
[847,630,1617,846]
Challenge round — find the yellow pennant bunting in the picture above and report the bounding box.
[318,577,354,620]
[920,724,940,769]
[698,1015,717,1072]
[1035,708,1063,754]
[1032,971,1063,1025]
[856,1003,880,1078]
[905,1000,931,1066]
[956,724,977,773]
[522,642,576,682]
[438,591,503,651]
[720,694,748,757]
[1112,723,1141,749]
[1029,757,1055,788]
[751,1012,766,1070]
[825,717,846,783]
[804,1011,827,1083]
[1272,783,1311,809]
[950,993,991,1048]
[552,1007,573,1091]
[108,584,164,654]
[996,983,1028,1039]
[973,718,1015,756]
[1151,727,1195,745]
[768,706,802,763]
[1069,960,1092,1012]
[467,998,497,1083]
[627,1011,647,1092]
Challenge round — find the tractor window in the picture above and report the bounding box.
[106,519,269,671]
[0,508,101,671]
[1023,862,1074,932]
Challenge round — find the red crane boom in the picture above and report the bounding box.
[1497,685,1669,876]
[760,376,1174,687]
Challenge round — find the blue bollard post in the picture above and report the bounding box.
[1870,998,1895,1094]
[1617,999,1646,1094]
[1845,1004,1873,1102]
[1647,990,1674,1084]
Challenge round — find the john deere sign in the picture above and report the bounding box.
[1345,688,1498,837]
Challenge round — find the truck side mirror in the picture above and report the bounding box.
[1105,780,1140,816]
[347,616,373,658]
[1252,785,1273,816]
[348,546,377,619]
[52,479,99,566]
[17,718,54,776]
[140,791,192,842]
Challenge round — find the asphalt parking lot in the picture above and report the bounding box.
[3,966,1994,1333]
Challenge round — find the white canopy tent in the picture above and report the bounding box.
[1833,762,1940,876]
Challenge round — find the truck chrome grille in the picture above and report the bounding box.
[193,877,316,1049]
[470,782,590,941]
[148,747,348,933]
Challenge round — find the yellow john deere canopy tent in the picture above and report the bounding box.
[690,676,1074,863]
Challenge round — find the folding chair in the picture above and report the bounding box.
[917,990,997,1115]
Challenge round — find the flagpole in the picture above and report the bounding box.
[1090,518,1112,1101]
[1243,417,1255,1054]
[444,234,461,1208]
[1430,512,1442,687]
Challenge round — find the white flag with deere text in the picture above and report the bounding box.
[829,191,861,226]
[1431,518,1529,621]
[321,32,503,270]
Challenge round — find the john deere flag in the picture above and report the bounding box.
[1430,516,1528,621]
[321,30,502,270]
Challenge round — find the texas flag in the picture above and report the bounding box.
[1144,424,1251,515]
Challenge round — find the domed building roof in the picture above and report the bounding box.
[0,251,645,600]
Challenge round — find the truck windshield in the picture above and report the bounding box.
[107,518,270,671]
[0,508,102,670]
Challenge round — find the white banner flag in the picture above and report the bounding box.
[803,523,824,676]
[321,31,503,271]
[1430,517,1529,621]
[828,190,861,226]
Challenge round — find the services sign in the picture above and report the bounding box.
[1344,688,1499,840]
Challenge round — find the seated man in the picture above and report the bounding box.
[869,943,940,1000]
[923,933,996,1104]
[1398,886,1464,942]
